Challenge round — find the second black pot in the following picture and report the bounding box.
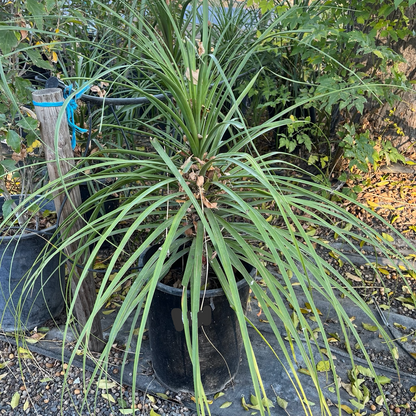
[0,195,65,331]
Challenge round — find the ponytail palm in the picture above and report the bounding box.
[2,0,413,415]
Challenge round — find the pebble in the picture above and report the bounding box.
[363,378,416,415]
[0,340,196,416]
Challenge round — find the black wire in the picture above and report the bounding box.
[34,76,169,105]
[34,69,255,107]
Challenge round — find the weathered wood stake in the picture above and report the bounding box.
[32,88,105,353]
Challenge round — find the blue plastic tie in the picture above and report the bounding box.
[33,83,90,149]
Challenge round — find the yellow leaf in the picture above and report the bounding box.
[17,347,33,359]
[0,361,10,369]
[150,410,161,416]
[362,323,378,332]
[147,394,155,403]
[26,139,41,153]
[51,51,58,63]
[214,392,224,400]
[367,200,378,209]
[102,309,116,315]
[298,368,311,376]
[306,227,316,236]
[220,401,232,409]
[101,393,116,403]
[241,396,249,410]
[304,302,322,315]
[382,232,394,242]
[410,386,416,392]
[377,267,390,275]
[275,395,288,409]
[190,396,213,405]
[345,272,361,282]
[320,348,336,359]
[391,215,399,224]
[97,380,117,390]
[23,399,30,411]
[11,392,20,409]
[337,404,353,414]
[316,360,330,372]
[376,395,384,405]
[109,273,118,282]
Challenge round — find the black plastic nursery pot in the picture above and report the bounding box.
[144,246,255,395]
[0,196,65,332]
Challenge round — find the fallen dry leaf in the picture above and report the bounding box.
[185,68,199,84]
[201,195,217,209]
[197,41,205,55]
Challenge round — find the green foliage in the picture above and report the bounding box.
[338,123,406,174]
[277,115,314,153]
[339,124,375,172]
[247,0,410,164]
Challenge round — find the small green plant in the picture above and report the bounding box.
[338,121,405,174]
[338,124,375,173]
[277,114,315,153]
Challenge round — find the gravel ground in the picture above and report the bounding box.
[0,340,196,416]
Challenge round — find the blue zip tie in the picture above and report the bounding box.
[33,83,90,149]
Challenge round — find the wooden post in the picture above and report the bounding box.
[32,88,105,353]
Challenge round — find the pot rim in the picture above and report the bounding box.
[155,266,256,298]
